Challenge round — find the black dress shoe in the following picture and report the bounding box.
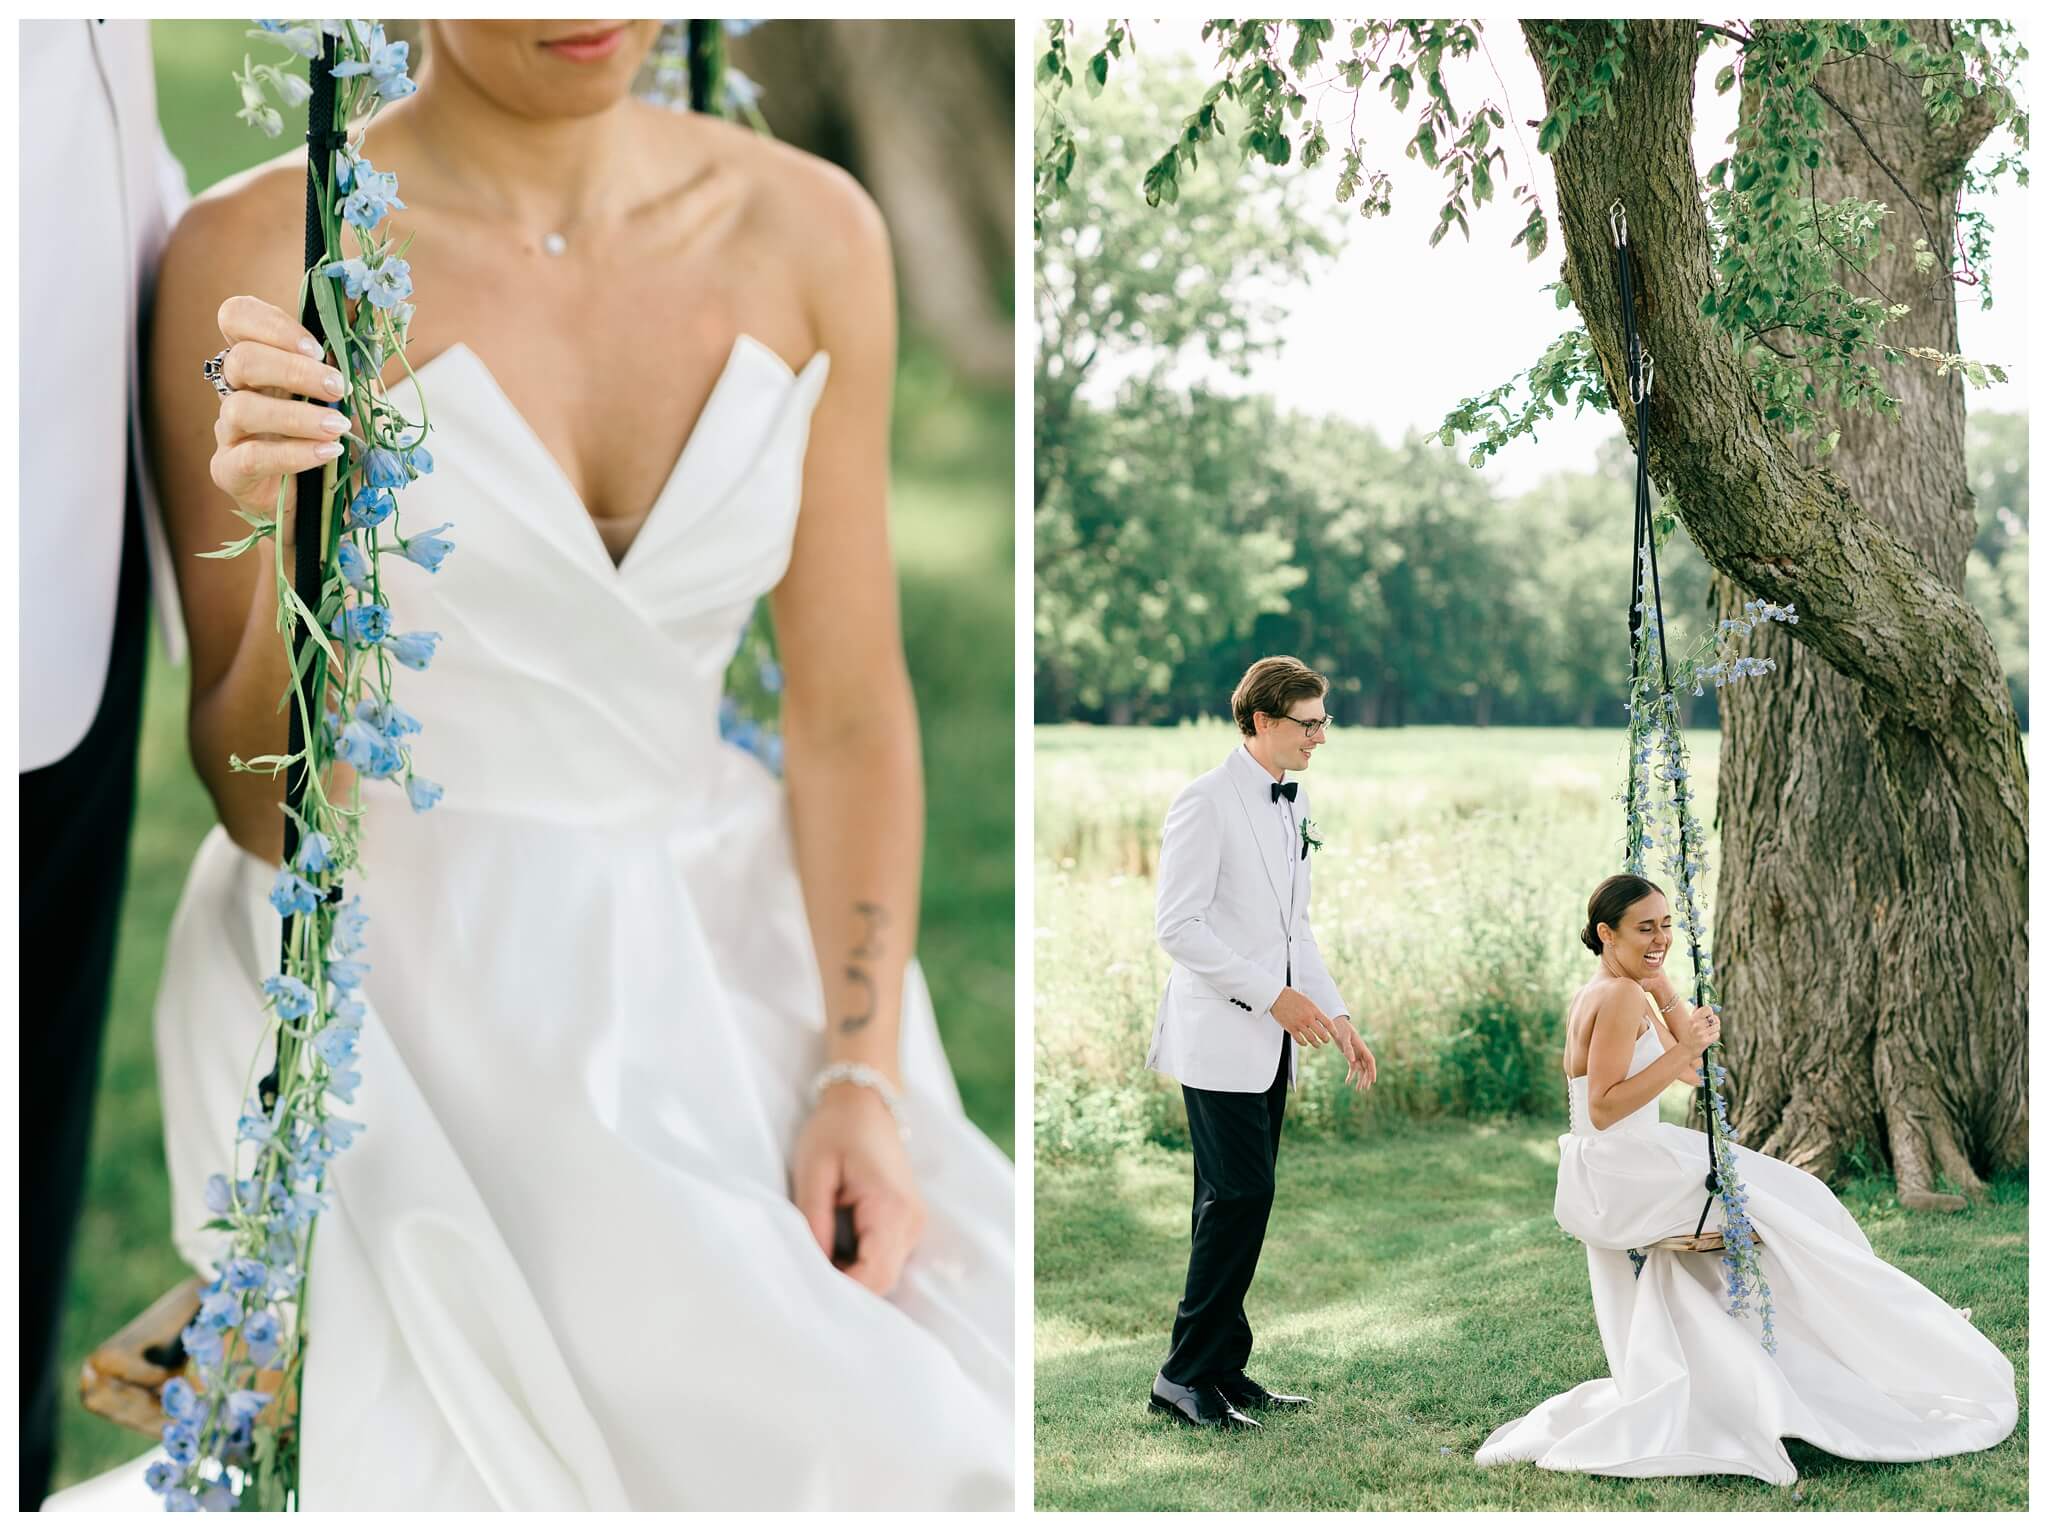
[1216,1370,1311,1411]
[1148,1372,1259,1431]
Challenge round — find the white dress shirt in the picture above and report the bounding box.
[20,19,189,771]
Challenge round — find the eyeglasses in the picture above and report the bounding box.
[1278,713,1332,739]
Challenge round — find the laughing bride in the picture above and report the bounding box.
[1475,874,2014,1485]
[50,19,1010,1511]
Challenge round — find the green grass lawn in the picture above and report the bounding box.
[1034,1128,2028,1511]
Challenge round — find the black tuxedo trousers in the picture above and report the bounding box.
[19,499,148,1507]
[1162,1018,1293,1389]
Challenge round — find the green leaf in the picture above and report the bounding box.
[1536,114,1563,155]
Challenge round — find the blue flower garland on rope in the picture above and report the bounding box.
[149,20,436,1511]
[1618,533,1797,1354]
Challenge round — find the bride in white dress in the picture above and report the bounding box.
[1476,875,2015,1485]
[49,21,1011,1511]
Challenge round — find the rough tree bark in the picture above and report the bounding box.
[1527,19,2027,1205]
[734,21,1014,387]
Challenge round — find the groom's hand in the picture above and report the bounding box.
[1271,987,1337,1048]
[1331,1017,1376,1092]
[792,1083,927,1297]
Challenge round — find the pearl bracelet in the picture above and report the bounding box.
[808,1062,911,1142]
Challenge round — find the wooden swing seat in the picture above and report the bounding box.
[79,1278,290,1438]
[1646,1229,1761,1254]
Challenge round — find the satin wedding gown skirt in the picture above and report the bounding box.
[49,337,1014,1510]
[1475,1025,2014,1484]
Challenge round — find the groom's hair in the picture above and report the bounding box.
[1231,656,1329,736]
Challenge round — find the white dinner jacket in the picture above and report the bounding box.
[1146,744,1349,1093]
[20,19,189,772]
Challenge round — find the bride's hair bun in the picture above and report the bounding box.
[1584,873,1662,955]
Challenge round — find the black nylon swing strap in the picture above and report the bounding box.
[263,33,342,1113]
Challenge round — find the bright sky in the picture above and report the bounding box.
[1086,21,2029,496]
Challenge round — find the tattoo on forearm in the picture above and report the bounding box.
[839,901,888,1033]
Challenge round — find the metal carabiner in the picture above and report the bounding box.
[1609,198,1628,248]
[1633,349,1654,403]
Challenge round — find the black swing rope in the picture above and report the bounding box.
[1610,200,1722,1242]
[260,33,343,1115]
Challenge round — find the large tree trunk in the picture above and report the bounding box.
[734,21,1014,387]
[1529,20,2027,1205]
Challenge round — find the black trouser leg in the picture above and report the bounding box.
[1162,1034,1292,1387]
[19,503,148,1508]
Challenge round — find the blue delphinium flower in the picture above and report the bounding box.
[236,1101,276,1148]
[332,24,417,100]
[327,1063,362,1104]
[724,19,763,36]
[357,697,420,737]
[339,540,374,593]
[225,1257,269,1294]
[269,867,321,918]
[164,1486,201,1513]
[406,775,443,813]
[180,1318,225,1369]
[197,1478,239,1513]
[262,65,314,108]
[365,256,414,311]
[261,974,314,1020]
[323,256,373,300]
[241,1308,281,1367]
[203,1174,234,1216]
[161,1422,200,1467]
[385,630,441,670]
[341,160,405,230]
[362,445,408,488]
[323,1116,366,1152]
[758,657,783,693]
[405,444,434,476]
[313,1024,359,1069]
[296,830,333,873]
[197,1287,241,1330]
[399,523,455,572]
[161,1376,203,1423]
[332,602,392,647]
[332,894,370,954]
[327,958,371,992]
[253,19,321,57]
[226,1390,272,1426]
[347,486,395,529]
[336,719,403,779]
[145,1460,179,1494]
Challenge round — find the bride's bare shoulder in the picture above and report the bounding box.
[159,150,314,315]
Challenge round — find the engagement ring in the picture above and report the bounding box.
[202,347,234,398]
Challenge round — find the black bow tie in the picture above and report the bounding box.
[1271,781,1298,802]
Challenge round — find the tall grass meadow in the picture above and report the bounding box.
[1034,723,1722,1160]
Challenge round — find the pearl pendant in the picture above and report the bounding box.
[542,232,568,257]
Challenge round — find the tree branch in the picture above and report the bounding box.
[1525,19,2020,769]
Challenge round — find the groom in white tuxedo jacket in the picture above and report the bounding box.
[1146,657,1375,1431]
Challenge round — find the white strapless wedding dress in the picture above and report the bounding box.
[48,336,1014,1510]
[1475,1024,2014,1484]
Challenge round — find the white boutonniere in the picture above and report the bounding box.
[1300,815,1323,860]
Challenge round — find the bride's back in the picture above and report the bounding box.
[1561,975,1646,1080]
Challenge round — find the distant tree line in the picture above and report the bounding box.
[1037,393,2026,730]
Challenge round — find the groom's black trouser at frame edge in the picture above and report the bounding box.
[19,497,149,1509]
[1162,1031,1293,1388]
